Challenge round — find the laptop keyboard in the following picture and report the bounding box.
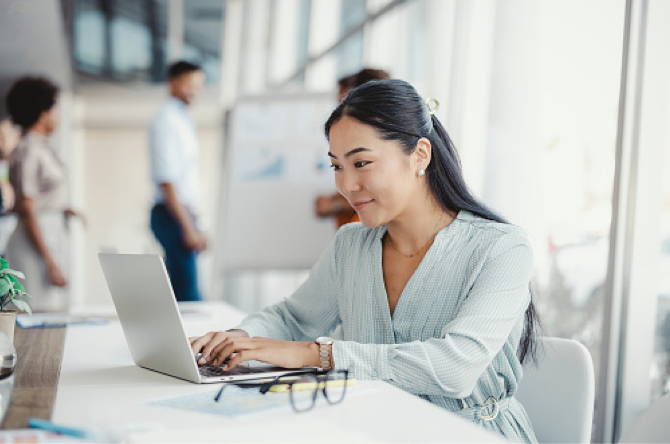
[198,363,270,377]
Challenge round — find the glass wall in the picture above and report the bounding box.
[71,0,222,83]
[73,0,168,81]
[651,153,670,400]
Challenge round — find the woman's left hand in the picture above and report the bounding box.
[203,336,320,370]
[65,208,87,229]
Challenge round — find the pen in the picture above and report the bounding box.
[28,417,89,438]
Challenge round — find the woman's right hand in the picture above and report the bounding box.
[190,330,249,365]
[47,261,67,287]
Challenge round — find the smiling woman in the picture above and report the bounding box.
[191,79,540,443]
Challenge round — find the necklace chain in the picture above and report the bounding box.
[388,235,435,258]
[387,214,448,259]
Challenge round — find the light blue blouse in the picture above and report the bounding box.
[235,211,538,443]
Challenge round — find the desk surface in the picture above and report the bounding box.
[40,302,503,443]
[0,326,66,429]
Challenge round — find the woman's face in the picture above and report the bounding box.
[40,104,59,134]
[328,115,427,228]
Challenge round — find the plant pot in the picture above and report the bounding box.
[0,311,16,344]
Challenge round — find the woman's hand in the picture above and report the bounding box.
[190,331,320,370]
[46,260,67,287]
[64,208,87,229]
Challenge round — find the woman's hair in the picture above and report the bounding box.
[324,79,540,363]
[5,77,59,130]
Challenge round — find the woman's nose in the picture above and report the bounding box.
[337,170,362,195]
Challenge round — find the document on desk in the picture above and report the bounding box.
[147,384,375,417]
[0,429,84,442]
[147,386,293,417]
[16,313,109,329]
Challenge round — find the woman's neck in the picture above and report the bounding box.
[27,125,50,136]
[385,196,455,255]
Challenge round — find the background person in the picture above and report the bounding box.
[4,77,84,310]
[149,61,207,302]
[315,68,390,228]
[191,79,540,443]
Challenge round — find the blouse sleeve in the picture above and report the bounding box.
[10,148,40,201]
[332,230,533,399]
[232,235,342,341]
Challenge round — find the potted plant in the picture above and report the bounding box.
[0,258,32,342]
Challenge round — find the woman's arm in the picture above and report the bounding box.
[333,231,533,398]
[15,196,66,286]
[190,231,344,364]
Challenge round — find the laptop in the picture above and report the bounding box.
[98,253,315,384]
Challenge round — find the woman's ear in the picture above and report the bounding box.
[414,137,432,170]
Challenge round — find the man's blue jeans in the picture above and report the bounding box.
[150,204,201,302]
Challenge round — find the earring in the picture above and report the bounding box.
[418,169,425,177]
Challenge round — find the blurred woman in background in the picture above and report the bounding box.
[4,77,83,310]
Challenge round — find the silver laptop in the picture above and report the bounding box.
[98,253,314,384]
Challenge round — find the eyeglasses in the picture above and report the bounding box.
[214,370,350,413]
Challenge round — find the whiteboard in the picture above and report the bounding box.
[218,93,339,269]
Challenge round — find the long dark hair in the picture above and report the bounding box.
[324,79,540,364]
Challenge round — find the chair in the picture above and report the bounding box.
[618,392,670,443]
[515,337,595,443]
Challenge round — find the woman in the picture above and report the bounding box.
[191,79,539,443]
[4,77,81,310]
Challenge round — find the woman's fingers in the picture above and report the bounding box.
[189,332,214,356]
[199,331,232,364]
[224,350,252,370]
[212,337,255,366]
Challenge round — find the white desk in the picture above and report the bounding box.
[53,302,504,443]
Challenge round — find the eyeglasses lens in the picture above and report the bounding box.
[323,370,347,405]
[288,373,319,412]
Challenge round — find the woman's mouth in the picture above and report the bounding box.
[352,200,374,211]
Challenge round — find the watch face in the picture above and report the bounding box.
[317,336,334,344]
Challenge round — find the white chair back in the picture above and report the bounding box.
[619,392,670,443]
[515,337,595,443]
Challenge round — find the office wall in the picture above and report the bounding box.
[72,85,224,307]
[0,0,71,117]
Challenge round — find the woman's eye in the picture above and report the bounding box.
[354,161,371,168]
[330,164,341,171]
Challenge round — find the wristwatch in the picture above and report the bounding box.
[315,336,334,371]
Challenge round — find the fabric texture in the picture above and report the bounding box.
[148,97,200,208]
[234,211,538,443]
[8,132,69,211]
[150,204,201,302]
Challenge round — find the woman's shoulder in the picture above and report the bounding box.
[9,136,40,164]
[456,211,531,255]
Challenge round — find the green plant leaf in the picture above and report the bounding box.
[0,269,25,279]
[12,298,31,315]
[0,278,11,296]
[0,258,8,270]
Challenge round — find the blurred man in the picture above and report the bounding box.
[149,61,206,302]
[316,68,391,228]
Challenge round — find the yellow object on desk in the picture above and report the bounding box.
[268,378,357,393]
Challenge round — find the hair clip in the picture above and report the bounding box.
[424,97,440,115]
